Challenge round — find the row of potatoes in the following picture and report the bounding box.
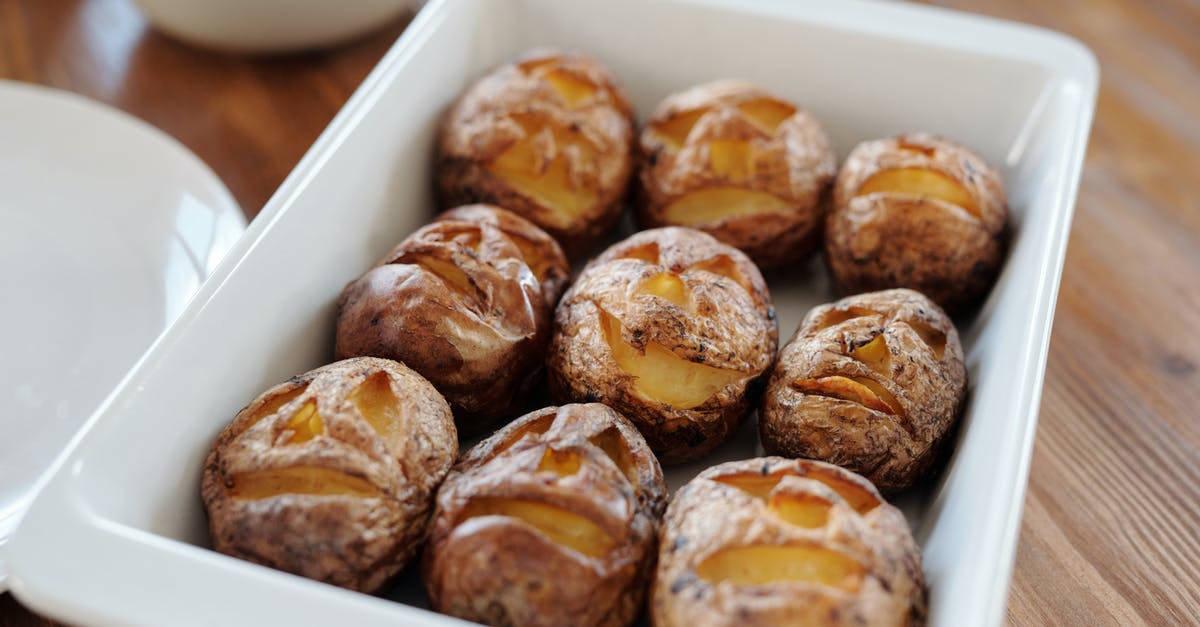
[202,48,1006,627]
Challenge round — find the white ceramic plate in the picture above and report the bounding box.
[0,81,244,588]
[3,0,1097,625]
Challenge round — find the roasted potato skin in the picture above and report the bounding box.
[760,289,965,493]
[435,48,636,258]
[636,80,836,269]
[423,403,668,627]
[825,133,1008,312]
[334,204,569,434]
[548,227,777,464]
[201,357,457,594]
[652,457,926,627]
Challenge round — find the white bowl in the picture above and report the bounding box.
[2,0,1097,625]
[0,80,244,589]
[133,0,415,53]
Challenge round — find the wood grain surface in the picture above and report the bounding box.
[1,0,1197,625]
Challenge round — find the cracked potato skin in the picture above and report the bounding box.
[824,133,1008,313]
[423,404,667,627]
[636,80,836,268]
[652,457,926,627]
[548,227,777,464]
[334,205,569,434]
[201,357,457,594]
[759,289,965,493]
[435,49,636,258]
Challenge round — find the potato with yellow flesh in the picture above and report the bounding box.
[335,204,569,434]
[201,357,457,594]
[636,80,836,268]
[760,289,966,493]
[825,132,1009,312]
[423,404,667,627]
[653,457,926,627]
[548,227,777,464]
[435,48,635,258]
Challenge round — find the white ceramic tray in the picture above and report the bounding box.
[2,0,1097,625]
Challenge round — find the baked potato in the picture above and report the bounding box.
[423,403,667,627]
[825,133,1008,312]
[652,457,926,627]
[759,289,965,493]
[201,357,457,594]
[548,227,777,464]
[636,80,836,268]
[335,204,569,434]
[435,48,636,258]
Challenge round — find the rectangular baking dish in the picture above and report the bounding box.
[2,0,1097,625]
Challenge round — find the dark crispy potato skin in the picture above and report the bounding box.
[334,205,568,434]
[636,80,836,268]
[759,289,965,493]
[424,404,667,627]
[201,357,457,594]
[652,457,926,627]
[824,133,1008,313]
[435,48,636,259]
[548,227,777,464]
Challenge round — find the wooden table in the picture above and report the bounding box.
[1,0,1197,624]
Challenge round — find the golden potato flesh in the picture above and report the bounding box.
[636,80,836,268]
[424,404,667,627]
[335,204,568,434]
[652,458,926,627]
[548,227,778,464]
[436,49,636,258]
[825,132,1009,312]
[201,357,458,594]
[760,289,966,493]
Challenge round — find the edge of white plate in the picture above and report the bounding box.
[0,80,245,591]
